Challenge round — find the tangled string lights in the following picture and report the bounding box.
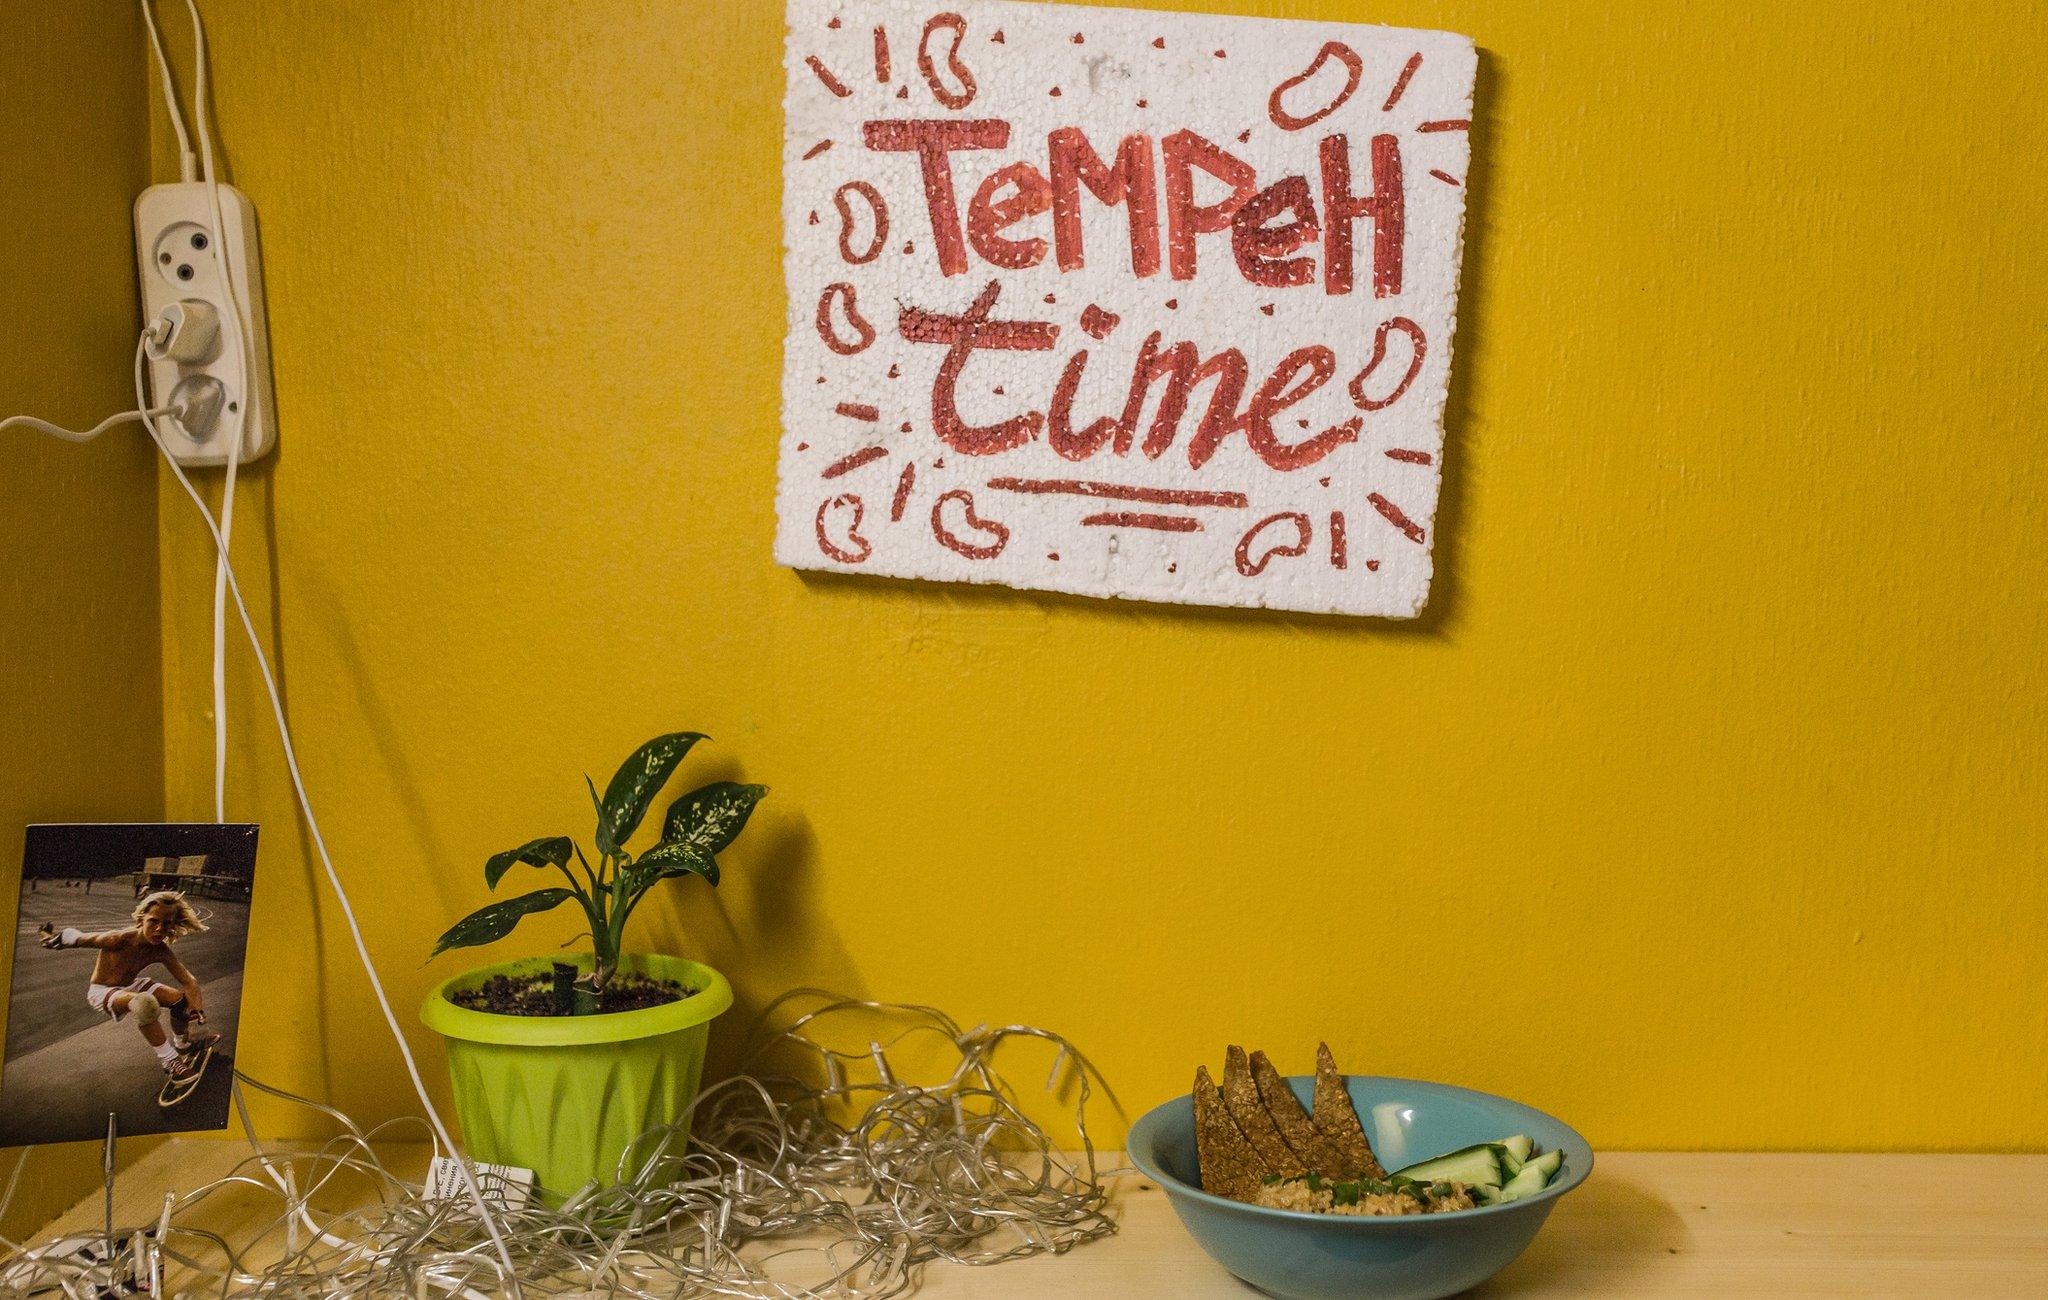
[0,991,1124,1297]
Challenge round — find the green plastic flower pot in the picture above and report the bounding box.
[420,952,733,1203]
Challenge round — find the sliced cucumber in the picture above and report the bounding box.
[1496,1164,1549,1202]
[1499,1134,1535,1166]
[1497,1150,1564,1203]
[1473,1182,1503,1205]
[1523,1149,1563,1181]
[1392,1144,1504,1188]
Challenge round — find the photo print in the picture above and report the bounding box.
[0,823,260,1146]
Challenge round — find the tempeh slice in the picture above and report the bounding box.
[1222,1045,1305,1177]
[1250,1049,1348,1174]
[1312,1042,1386,1178]
[1193,1065,1267,1201]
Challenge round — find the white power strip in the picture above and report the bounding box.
[134,181,278,466]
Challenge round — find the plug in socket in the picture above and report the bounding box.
[168,374,227,442]
[146,300,222,365]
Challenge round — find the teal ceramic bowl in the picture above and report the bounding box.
[1126,1075,1592,1300]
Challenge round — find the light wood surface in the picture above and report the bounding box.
[26,1143,2048,1296]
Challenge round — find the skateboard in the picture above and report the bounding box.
[157,1037,217,1109]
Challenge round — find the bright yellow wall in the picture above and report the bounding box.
[152,0,2045,1153]
[0,3,164,1240]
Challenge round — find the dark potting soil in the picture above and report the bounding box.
[448,973,692,1017]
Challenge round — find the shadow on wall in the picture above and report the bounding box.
[257,471,341,1106]
[300,565,866,1088]
[160,459,346,1109]
[634,800,865,1083]
[793,45,1502,642]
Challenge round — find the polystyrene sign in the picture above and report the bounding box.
[778,0,1476,616]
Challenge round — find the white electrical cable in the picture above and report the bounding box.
[138,0,198,183]
[137,6,516,1290]
[159,9,299,1271]
[181,0,245,825]
[0,405,182,443]
[4,10,518,1288]
[129,341,523,1292]
[140,5,290,1277]
[212,442,241,822]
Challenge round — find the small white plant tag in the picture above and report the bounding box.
[427,1154,535,1212]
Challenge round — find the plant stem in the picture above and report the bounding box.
[571,842,602,894]
[553,862,597,918]
[583,850,627,994]
[611,879,651,954]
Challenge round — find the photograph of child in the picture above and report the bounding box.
[0,824,259,1146]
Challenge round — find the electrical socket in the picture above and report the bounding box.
[134,182,278,466]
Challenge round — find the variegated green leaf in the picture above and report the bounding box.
[483,836,575,890]
[633,839,720,886]
[431,889,575,957]
[662,782,767,856]
[596,733,706,854]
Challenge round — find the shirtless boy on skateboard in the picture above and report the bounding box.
[39,889,221,1098]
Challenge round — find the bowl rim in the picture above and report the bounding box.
[1125,1072,1595,1227]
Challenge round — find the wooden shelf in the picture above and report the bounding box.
[28,1143,2048,1295]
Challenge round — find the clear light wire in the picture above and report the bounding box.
[1,989,1124,1296]
[0,1147,27,1228]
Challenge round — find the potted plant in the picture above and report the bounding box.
[419,731,764,1200]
